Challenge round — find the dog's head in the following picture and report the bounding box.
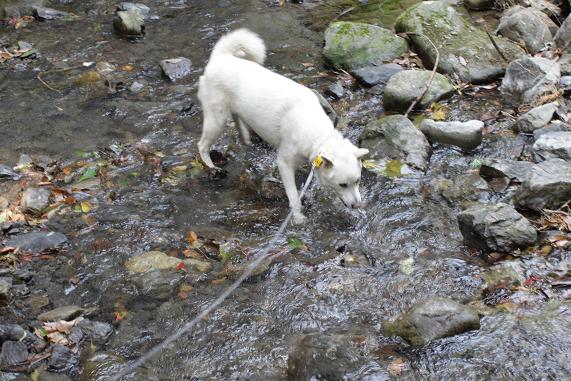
[313,139,369,209]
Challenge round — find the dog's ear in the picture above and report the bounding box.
[354,148,369,159]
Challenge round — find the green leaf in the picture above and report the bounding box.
[37,327,47,337]
[20,48,38,58]
[287,237,304,251]
[78,167,98,182]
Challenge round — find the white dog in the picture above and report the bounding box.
[197,29,369,223]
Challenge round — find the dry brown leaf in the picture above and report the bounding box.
[388,357,408,376]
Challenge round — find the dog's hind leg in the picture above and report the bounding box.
[232,113,251,145]
[198,103,228,169]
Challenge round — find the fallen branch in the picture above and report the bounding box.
[483,26,509,63]
[37,72,61,92]
[403,32,440,118]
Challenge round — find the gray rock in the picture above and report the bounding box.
[497,6,554,53]
[562,76,571,93]
[0,324,26,342]
[326,81,344,99]
[420,119,483,151]
[532,131,571,161]
[500,57,560,106]
[515,158,571,210]
[351,63,403,86]
[464,0,494,10]
[479,159,534,183]
[323,21,408,71]
[21,187,51,215]
[132,269,183,301]
[0,277,12,305]
[129,80,146,93]
[125,250,211,273]
[48,344,77,372]
[0,341,28,367]
[533,122,567,141]
[117,2,150,19]
[383,70,455,112]
[513,102,558,132]
[555,15,571,51]
[359,115,432,170]
[32,6,70,20]
[312,89,338,126]
[287,333,363,380]
[1,0,45,19]
[35,370,73,381]
[77,320,113,344]
[160,57,192,81]
[113,10,145,38]
[395,1,525,83]
[38,305,84,321]
[457,203,537,251]
[560,54,571,75]
[5,231,67,252]
[0,165,21,181]
[382,297,480,346]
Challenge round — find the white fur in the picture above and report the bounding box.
[198,29,369,223]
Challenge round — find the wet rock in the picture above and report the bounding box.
[287,333,363,380]
[5,231,67,252]
[515,159,571,210]
[76,319,113,344]
[532,131,571,161]
[125,250,211,273]
[395,1,525,83]
[0,324,26,342]
[359,115,431,170]
[434,173,489,204]
[239,168,285,200]
[38,305,84,321]
[383,70,455,112]
[351,63,403,86]
[326,81,344,99]
[497,6,554,54]
[457,203,537,252]
[1,0,45,19]
[133,269,183,300]
[0,277,12,305]
[500,57,560,106]
[160,57,192,82]
[117,2,150,19]
[560,53,571,75]
[533,122,567,141]
[129,80,147,93]
[32,6,70,20]
[0,341,28,367]
[464,0,494,10]
[561,76,571,94]
[113,10,145,39]
[555,14,571,51]
[48,344,77,372]
[21,187,51,215]
[312,89,338,126]
[479,159,534,183]
[382,297,480,346]
[513,102,558,132]
[323,21,408,71]
[420,119,483,151]
[0,165,22,181]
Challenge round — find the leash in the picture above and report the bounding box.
[109,166,316,381]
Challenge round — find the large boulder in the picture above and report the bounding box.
[515,159,571,210]
[395,1,525,83]
[5,231,67,252]
[323,21,408,71]
[532,131,571,161]
[500,57,560,106]
[513,102,558,132]
[382,297,480,346]
[555,15,571,51]
[383,70,455,112]
[359,115,431,170]
[420,119,483,151]
[457,203,537,252]
[496,6,554,54]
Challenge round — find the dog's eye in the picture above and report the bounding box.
[339,183,348,188]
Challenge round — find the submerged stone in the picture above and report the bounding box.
[5,231,68,252]
[323,21,408,71]
[38,305,84,321]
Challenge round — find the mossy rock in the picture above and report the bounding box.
[323,21,408,71]
[395,1,525,83]
[383,69,455,112]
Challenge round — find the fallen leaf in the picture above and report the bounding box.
[120,64,135,72]
[80,202,91,213]
[43,320,76,335]
[188,230,198,245]
[458,56,467,66]
[78,167,98,182]
[388,357,408,376]
[175,261,185,271]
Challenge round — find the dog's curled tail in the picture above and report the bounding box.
[210,28,266,65]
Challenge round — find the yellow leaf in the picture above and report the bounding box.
[80,202,91,213]
[429,103,447,121]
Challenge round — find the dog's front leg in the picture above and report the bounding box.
[277,154,306,224]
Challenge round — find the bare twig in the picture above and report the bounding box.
[37,72,61,92]
[334,6,355,20]
[483,26,509,63]
[403,32,440,118]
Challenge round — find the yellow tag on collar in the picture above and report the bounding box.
[313,153,324,168]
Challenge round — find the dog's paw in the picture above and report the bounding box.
[207,167,228,180]
[291,212,307,225]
